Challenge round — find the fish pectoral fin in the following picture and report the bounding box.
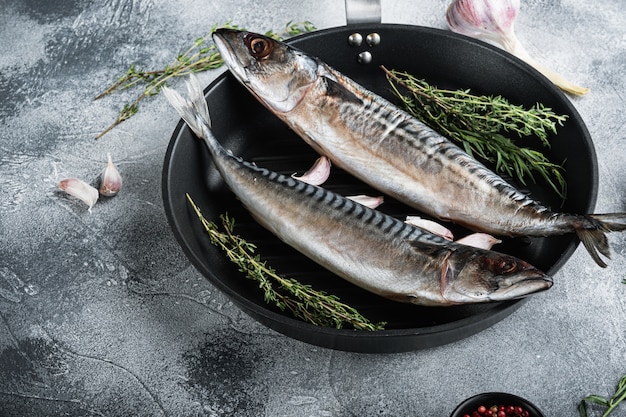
[407,240,455,299]
[321,76,363,105]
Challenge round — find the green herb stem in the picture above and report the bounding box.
[95,21,315,139]
[186,193,385,331]
[579,373,626,416]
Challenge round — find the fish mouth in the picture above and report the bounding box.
[487,272,553,302]
[212,29,250,84]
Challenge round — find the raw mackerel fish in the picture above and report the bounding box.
[213,28,626,268]
[163,75,552,306]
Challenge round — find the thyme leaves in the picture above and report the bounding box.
[383,67,568,199]
[186,194,385,331]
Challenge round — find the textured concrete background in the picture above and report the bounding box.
[1,0,625,416]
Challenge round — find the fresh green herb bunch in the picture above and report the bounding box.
[186,194,385,331]
[579,372,626,416]
[95,21,316,139]
[383,67,568,199]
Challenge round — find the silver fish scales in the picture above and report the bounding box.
[213,29,626,268]
[163,74,552,306]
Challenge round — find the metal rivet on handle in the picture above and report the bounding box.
[357,51,372,64]
[366,32,381,47]
[348,32,363,47]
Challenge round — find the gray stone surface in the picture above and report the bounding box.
[1,0,625,416]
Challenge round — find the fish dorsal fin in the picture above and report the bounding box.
[321,76,363,105]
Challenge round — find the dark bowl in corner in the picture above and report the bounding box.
[450,392,546,417]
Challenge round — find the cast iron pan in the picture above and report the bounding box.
[162,24,597,353]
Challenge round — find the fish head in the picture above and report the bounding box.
[441,246,553,303]
[213,29,319,113]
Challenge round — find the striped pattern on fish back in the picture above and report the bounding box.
[218,145,446,245]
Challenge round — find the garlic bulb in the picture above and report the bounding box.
[99,153,122,197]
[292,156,331,186]
[58,178,99,212]
[446,0,589,96]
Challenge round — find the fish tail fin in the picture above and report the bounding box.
[162,74,214,144]
[575,213,626,268]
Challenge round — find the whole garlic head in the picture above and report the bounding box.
[446,0,520,50]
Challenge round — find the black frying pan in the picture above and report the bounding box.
[162,14,597,353]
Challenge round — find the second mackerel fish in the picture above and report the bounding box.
[163,75,552,307]
[213,29,626,268]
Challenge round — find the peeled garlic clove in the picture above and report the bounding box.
[347,195,384,209]
[58,178,99,212]
[456,232,502,250]
[99,153,122,197]
[292,156,331,186]
[405,216,454,240]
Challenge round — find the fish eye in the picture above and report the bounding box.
[495,259,517,274]
[245,35,273,59]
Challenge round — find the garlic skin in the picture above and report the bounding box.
[292,156,331,186]
[99,153,122,197]
[405,216,454,240]
[456,232,502,250]
[58,178,99,212]
[446,0,589,96]
[446,0,519,46]
[347,195,384,209]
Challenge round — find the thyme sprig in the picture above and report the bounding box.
[383,67,568,198]
[579,373,626,416]
[95,21,316,139]
[186,194,385,331]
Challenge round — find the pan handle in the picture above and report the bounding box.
[345,0,381,25]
